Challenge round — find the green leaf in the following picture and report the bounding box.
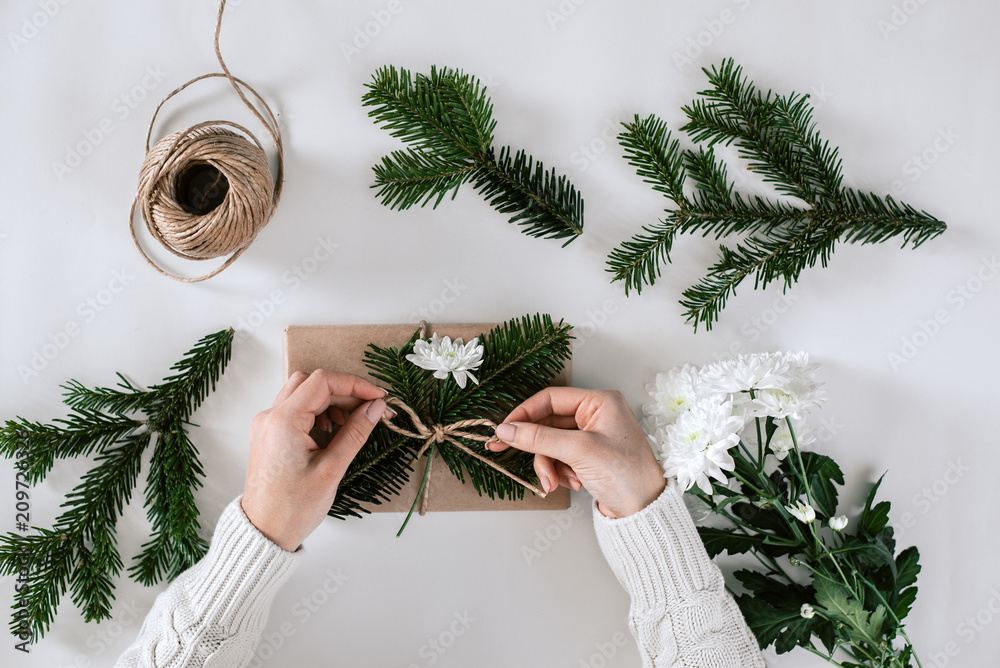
[793,451,844,518]
[814,578,886,647]
[859,474,891,538]
[895,546,921,591]
[735,593,816,654]
[697,527,765,557]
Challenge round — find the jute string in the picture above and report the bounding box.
[129,0,283,282]
[380,397,546,515]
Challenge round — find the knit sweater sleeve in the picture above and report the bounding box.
[115,496,300,668]
[592,480,766,668]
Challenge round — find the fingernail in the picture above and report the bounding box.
[495,423,517,443]
[539,472,551,493]
[377,386,390,397]
[384,407,397,420]
[366,399,387,424]
[567,472,580,486]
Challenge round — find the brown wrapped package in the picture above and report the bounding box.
[282,323,571,512]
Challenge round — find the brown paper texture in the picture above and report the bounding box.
[282,323,571,512]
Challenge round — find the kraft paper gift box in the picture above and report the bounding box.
[282,322,571,512]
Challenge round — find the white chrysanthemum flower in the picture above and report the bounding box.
[698,353,792,396]
[643,364,701,427]
[768,419,815,461]
[800,603,815,619]
[751,380,825,420]
[829,515,849,532]
[405,334,484,389]
[787,500,816,524]
[654,398,744,494]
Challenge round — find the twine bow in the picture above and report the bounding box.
[380,396,546,515]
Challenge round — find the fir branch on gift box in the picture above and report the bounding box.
[0,328,234,642]
[363,66,584,245]
[327,314,573,534]
[608,59,947,330]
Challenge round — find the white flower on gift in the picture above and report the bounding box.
[829,515,849,532]
[787,500,816,524]
[405,334,484,389]
[643,364,701,427]
[800,603,816,619]
[655,398,744,494]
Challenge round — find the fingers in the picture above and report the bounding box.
[536,415,579,430]
[554,460,582,491]
[317,398,387,475]
[503,386,600,425]
[494,420,589,462]
[272,371,309,407]
[284,370,386,417]
[533,453,558,494]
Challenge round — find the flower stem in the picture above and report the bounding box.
[397,442,435,537]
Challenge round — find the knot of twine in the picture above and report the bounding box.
[380,396,546,515]
[129,0,283,282]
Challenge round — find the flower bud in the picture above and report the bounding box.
[829,515,849,531]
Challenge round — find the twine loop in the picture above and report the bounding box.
[129,0,283,282]
[379,396,546,514]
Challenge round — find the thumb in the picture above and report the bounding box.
[318,399,386,476]
[494,421,584,463]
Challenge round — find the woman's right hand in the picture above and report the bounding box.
[489,387,666,519]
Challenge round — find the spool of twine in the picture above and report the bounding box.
[129,0,283,282]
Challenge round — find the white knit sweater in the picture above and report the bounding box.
[116,484,765,667]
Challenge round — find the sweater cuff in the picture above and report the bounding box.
[182,496,301,635]
[592,480,722,611]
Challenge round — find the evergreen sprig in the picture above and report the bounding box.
[608,59,947,330]
[328,314,573,531]
[364,66,584,245]
[0,328,234,642]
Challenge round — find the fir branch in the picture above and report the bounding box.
[328,430,421,520]
[0,432,148,638]
[364,65,584,243]
[608,58,947,330]
[61,374,149,415]
[2,412,144,485]
[331,314,573,523]
[372,148,477,211]
[619,114,688,206]
[146,328,235,427]
[129,426,209,585]
[471,146,584,244]
[0,328,234,641]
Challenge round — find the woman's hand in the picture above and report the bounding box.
[241,369,390,551]
[489,387,666,519]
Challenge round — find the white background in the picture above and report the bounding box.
[1,1,996,666]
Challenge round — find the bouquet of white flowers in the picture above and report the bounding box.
[644,353,922,668]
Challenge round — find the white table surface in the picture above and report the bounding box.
[2,1,997,666]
